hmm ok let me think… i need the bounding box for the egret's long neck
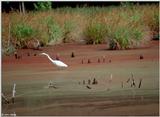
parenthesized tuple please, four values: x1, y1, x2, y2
(44, 54, 55, 63)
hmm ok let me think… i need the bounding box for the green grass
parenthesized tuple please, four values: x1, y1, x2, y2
(11, 23, 36, 48)
(63, 20, 76, 43)
(84, 20, 107, 44)
(45, 16, 63, 44)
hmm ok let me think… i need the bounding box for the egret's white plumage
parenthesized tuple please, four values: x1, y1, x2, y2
(40, 53, 68, 68)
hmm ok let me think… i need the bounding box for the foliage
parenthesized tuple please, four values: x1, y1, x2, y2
(34, 2, 52, 11)
(45, 16, 63, 44)
(84, 20, 107, 44)
(2, 4, 159, 52)
(108, 25, 144, 49)
(63, 20, 75, 43)
(11, 23, 36, 48)
(151, 11, 159, 32)
(142, 4, 159, 33)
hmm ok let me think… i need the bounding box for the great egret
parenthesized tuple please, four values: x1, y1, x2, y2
(39, 53, 68, 68)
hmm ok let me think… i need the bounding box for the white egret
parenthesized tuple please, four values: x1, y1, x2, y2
(39, 53, 68, 68)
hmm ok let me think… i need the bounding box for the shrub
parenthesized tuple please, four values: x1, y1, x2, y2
(106, 11, 144, 50)
(34, 2, 52, 11)
(84, 20, 107, 44)
(108, 25, 144, 50)
(151, 11, 159, 33)
(11, 23, 36, 48)
(142, 5, 159, 33)
(63, 20, 75, 43)
(45, 16, 63, 44)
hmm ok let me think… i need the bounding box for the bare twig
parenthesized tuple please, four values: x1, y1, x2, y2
(2, 93, 9, 104)
(86, 85, 91, 89)
(121, 81, 123, 88)
(12, 83, 16, 103)
(138, 78, 142, 88)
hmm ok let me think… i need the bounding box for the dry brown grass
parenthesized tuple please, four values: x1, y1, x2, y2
(2, 4, 159, 53)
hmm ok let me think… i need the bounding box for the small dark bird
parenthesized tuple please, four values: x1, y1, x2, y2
(140, 55, 144, 60)
(88, 59, 91, 64)
(86, 85, 91, 89)
(34, 53, 37, 56)
(109, 60, 112, 63)
(71, 52, 75, 58)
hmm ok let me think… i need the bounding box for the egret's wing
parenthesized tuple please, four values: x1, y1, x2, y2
(53, 60, 68, 67)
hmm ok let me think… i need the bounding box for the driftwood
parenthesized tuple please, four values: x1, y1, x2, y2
(88, 79, 91, 85)
(131, 74, 136, 88)
(92, 78, 98, 85)
(49, 85, 57, 89)
(12, 83, 16, 103)
(126, 78, 130, 83)
(2, 93, 9, 104)
(138, 79, 142, 88)
(2, 83, 16, 104)
(131, 79, 136, 88)
(86, 85, 91, 89)
(48, 81, 57, 89)
(121, 82, 123, 88)
(109, 74, 112, 83)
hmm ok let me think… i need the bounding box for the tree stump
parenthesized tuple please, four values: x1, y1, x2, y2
(98, 58, 100, 63)
(88, 59, 91, 64)
(140, 55, 144, 60)
(71, 52, 75, 58)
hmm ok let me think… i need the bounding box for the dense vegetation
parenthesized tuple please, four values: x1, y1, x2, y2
(2, 3, 159, 54)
